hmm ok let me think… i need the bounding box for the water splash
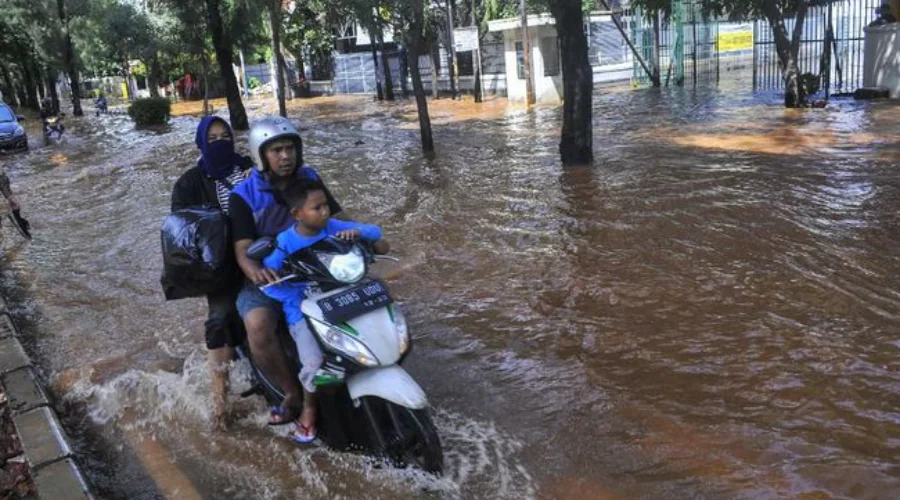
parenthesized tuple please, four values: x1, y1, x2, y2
(63, 349, 536, 498)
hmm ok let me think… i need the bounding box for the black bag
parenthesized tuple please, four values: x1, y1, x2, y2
(160, 207, 237, 300)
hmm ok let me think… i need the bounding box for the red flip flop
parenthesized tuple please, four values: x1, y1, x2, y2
(290, 422, 317, 444)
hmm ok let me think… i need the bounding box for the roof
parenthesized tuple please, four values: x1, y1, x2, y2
(488, 13, 556, 32)
(487, 11, 617, 32)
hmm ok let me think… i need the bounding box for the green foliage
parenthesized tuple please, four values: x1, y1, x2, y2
(248, 76, 261, 89)
(76, 0, 157, 75)
(127, 97, 170, 126)
(282, 0, 339, 67)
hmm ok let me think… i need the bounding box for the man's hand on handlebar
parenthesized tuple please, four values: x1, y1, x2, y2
(248, 264, 280, 285)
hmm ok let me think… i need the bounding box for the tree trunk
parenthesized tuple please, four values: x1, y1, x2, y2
(291, 48, 311, 98)
(0, 63, 18, 107)
(201, 52, 210, 115)
(18, 57, 39, 110)
(33, 63, 45, 101)
(123, 62, 134, 101)
(291, 48, 306, 81)
(429, 43, 441, 98)
(520, 0, 535, 105)
(408, 3, 435, 154)
(147, 56, 160, 98)
(399, 45, 410, 97)
(278, 47, 293, 100)
(474, 48, 483, 102)
(370, 42, 384, 100)
(378, 33, 395, 101)
(268, 0, 287, 117)
(549, 0, 593, 165)
(58, 0, 83, 116)
(472, 0, 483, 103)
(763, 0, 809, 108)
(46, 68, 60, 112)
(16, 86, 28, 109)
(444, 4, 458, 99)
(652, 13, 662, 87)
(205, 0, 249, 129)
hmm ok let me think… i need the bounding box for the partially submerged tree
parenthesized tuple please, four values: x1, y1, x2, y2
(397, 0, 434, 153)
(56, 0, 86, 115)
(544, 0, 593, 165)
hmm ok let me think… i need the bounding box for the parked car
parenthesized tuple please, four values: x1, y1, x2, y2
(0, 102, 28, 152)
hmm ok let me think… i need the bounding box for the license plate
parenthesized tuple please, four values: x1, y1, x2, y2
(317, 280, 392, 324)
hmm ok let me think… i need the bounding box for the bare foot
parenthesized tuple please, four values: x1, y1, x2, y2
(212, 398, 228, 431)
(213, 411, 228, 432)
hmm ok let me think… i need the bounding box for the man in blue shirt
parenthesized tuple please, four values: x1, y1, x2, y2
(229, 117, 344, 426)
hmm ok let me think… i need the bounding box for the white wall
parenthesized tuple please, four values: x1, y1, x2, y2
(504, 25, 563, 102)
(863, 23, 900, 98)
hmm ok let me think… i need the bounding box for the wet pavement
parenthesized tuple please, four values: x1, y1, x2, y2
(0, 81, 899, 499)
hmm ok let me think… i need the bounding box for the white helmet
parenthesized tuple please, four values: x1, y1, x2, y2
(248, 116, 303, 172)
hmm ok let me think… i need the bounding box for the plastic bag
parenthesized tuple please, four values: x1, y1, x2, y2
(160, 207, 237, 300)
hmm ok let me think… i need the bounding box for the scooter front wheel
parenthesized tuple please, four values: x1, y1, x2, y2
(365, 398, 443, 475)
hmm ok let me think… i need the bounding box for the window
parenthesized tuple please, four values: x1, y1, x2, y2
(0, 105, 13, 123)
(457, 51, 474, 76)
(541, 37, 560, 76)
(515, 42, 525, 80)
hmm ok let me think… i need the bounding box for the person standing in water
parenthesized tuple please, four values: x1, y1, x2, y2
(168, 116, 251, 429)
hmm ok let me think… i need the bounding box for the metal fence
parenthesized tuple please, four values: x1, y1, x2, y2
(753, 0, 881, 95)
(631, 0, 720, 87)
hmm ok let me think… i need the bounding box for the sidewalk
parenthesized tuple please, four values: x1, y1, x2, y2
(0, 294, 94, 499)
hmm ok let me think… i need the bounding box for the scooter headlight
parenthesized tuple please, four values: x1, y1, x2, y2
(317, 248, 366, 283)
(309, 318, 379, 366)
(13, 126, 24, 137)
(390, 305, 409, 355)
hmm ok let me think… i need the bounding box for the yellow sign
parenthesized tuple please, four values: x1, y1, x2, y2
(717, 31, 753, 52)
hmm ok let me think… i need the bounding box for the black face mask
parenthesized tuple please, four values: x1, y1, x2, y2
(201, 140, 235, 180)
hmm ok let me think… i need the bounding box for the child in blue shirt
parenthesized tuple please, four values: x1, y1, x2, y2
(261, 178, 387, 443)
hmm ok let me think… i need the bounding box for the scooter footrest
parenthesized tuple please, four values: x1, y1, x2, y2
(240, 385, 263, 398)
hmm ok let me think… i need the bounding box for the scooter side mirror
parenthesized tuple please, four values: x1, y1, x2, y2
(15, 115, 24, 121)
(246, 237, 276, 261)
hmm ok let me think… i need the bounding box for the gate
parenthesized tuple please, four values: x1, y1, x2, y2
(630, 0, 720, 87)
(333, 53, 377, 94)
(332, 51, 405, 94)
(753, 0, 881, 96)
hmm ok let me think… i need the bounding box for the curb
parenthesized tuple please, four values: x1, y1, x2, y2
(0, 294, 95, 500)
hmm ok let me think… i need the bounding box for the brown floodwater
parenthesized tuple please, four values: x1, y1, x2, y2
(1, 80, 899, 499)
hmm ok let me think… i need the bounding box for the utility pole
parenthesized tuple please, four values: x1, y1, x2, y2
(520, 0, 535, 105)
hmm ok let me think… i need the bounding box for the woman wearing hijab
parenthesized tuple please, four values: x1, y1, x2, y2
(170, 116, 251, 429)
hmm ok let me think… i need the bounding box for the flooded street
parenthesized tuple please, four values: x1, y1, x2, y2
(1, 82, 899, 499)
